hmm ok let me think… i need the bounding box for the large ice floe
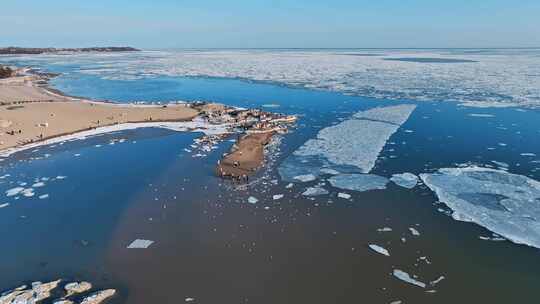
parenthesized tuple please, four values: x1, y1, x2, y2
(328, 174, 389, 192)
(420, 166, 540, 248)
(279, 105, 416, 190)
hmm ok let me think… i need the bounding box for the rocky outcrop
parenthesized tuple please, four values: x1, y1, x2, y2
(0, 280, 115, 304)
(79, 289, 116, 304)
(0, 47, 139, 55)
(0, 65, 13, 79)
(64, 282, 92, 297)
(0, 279, 61, 304)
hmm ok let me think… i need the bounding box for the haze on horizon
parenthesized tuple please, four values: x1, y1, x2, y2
(1, 0, 539, 49)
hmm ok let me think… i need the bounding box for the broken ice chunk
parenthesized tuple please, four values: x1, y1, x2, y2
(391, 173, 419, 189)
(302, 187, 329, 196)
(337, 192, 351, 199)
(6, 187, 24, 197)
(127, 239, 154, 249)
(430, 276, 445, 286)
(409, 227, 421, 236)
(247, 196, 258, 204)
(273, 194, 284, 200)
(392, 269, 426, 288)
(368, 244, 390, 256)
(293, 174, 317, 183)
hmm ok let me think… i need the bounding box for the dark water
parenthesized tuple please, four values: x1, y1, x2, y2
(0, 71, 539, 303)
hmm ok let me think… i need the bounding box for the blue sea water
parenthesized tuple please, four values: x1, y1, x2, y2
(0, 54, 539, 303)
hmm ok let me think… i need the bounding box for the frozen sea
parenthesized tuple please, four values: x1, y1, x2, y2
(0, 49, 540, 304)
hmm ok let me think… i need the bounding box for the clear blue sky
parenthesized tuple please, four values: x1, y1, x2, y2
(1, 0, 539, 48)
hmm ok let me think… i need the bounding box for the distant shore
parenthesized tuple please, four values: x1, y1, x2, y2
(0, 46, 139, 55)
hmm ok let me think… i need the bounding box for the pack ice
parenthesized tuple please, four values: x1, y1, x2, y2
(420, 166, 540, 248)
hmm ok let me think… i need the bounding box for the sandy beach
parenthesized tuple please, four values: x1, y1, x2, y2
(217, 132, 275, 179)
(0, 87, 200, 151)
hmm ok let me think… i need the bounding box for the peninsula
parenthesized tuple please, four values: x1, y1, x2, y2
(0, 66, 296, 177)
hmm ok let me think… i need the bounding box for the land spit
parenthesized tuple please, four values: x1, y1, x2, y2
(0, 67, 296, 176)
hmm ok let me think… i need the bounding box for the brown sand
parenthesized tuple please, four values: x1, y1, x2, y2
(0, 84, 199, 150)
(216, 132, 275, 178)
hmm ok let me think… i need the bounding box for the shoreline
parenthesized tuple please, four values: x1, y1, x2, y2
(0, 67, 297, 175)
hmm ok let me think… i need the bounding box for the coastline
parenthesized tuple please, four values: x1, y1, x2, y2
(0, 68, 296, 176)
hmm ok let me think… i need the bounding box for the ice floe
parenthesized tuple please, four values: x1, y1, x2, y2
(272, 194, 284, 200)
(392, 269, 426, 288)
(430, 276, 445, 286)
(0, 203, 9, 208)
(409, 227, 421, 236)
(127, 239, 154, 249)
(302, 187, 329, 196)
(293, 174, 317, 183)
(286, 105, 416, 178)
(6, 187, 24, 197)
(247, 196, 259, 204)
(328, 174, 389, 192)
(420, 166, 540, 248)
(337, 192, 351, 199)
(368, 244, 390, 256)
(391, 173, 420, 189)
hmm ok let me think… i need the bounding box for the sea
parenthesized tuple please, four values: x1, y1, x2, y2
(0, 49, 539, 304)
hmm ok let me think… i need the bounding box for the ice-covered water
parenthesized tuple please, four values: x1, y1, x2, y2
(420, 167, 540, 249)
(3, 49, 539, 108)
(328, 174, 389, 192)
(391, 173, 420, 189)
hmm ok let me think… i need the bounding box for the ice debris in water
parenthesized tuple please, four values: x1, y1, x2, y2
(127, 239, 154, 249)
(420, 166, 540, 249)
(289, 105, 416, 176)
(247, 196, 259, 204)
(430, 276, 445, 286)
(337, 192, 351, 199)
(391, 173, 419, 189)
(293, 174, 317, 183)
(368, 244, 390, 256)
(273, 194, 284, 200)
(377, 227, 393, 232)
(328, 174, 389, 192)
(409, 227, 421, 236)
(319, 168, 341, 175)
(6, 187, 24, 197)
(0, 203, 9, 208)
(302, 187, 329, 196)
(392, 269, 426, 288)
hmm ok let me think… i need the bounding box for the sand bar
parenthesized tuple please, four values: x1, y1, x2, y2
(217, 132, 275, 179)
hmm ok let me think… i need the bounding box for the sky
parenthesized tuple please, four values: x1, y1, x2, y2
(1, 0, 539, 49)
